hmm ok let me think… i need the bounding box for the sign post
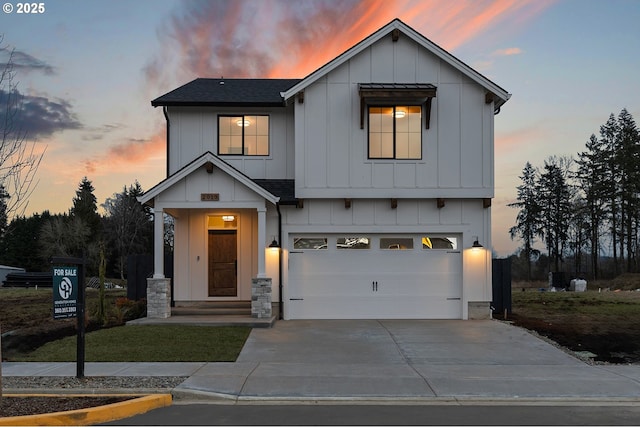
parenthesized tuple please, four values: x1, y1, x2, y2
(52, 256, 85, 378)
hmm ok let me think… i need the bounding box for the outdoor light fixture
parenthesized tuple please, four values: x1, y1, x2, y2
(471, 237, 483, 250)
(394, 110, 406, 118)
(222, 215, 235, 222)
(269, 239, 279, 248)
(236, 119, 250, 127)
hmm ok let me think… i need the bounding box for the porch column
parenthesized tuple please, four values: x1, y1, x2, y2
(257, 207, 267, 278)
(153, 206, 165, 278)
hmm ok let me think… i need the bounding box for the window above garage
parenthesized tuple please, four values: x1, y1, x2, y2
(369, 105, 422, 159)
(358, 83, 436, 131)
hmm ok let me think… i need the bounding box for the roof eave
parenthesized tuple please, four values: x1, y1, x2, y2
(151, 101, 287, 108)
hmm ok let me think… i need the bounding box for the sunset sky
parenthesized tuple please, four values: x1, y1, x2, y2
(0, 0, 638, 256)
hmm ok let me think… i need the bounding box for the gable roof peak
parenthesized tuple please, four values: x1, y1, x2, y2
(281, 18, 510, 111)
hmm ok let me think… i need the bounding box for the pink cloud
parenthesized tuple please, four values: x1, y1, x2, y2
(493, 47, 523, 56)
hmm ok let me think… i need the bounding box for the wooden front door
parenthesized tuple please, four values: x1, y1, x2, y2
(208, 230, 237, 297)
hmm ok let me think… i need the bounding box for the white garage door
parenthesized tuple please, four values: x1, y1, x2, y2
(287, 234, 462, 319)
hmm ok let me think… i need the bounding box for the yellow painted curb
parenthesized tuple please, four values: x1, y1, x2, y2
(0, 393, 172, 426)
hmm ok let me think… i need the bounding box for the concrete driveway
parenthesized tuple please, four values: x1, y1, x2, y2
(175, 320, 640, 401)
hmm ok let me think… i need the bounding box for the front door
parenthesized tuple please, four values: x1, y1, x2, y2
(208, 230, 237, 297)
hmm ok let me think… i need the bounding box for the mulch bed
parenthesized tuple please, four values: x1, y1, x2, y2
(0, 395, 134, 418)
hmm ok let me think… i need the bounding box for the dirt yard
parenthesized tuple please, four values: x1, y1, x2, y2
(510, 274, 640, 364)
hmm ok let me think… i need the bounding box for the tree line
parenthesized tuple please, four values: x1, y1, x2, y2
(509, 108, 639, 281)
(0, 177, 156, 278)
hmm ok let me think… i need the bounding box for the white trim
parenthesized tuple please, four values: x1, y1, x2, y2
(138, 151, 279, 205)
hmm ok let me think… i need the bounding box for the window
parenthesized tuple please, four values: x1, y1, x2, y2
(380, 237, 414, 250)
(369, 106, 421, 159)
(422, 236, 458, 250)
(218, 115, 269, 156)
(293, 237, 327, 250)
(337, 237, 370, 249)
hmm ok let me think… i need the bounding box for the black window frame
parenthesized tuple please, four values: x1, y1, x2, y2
(218, 114, 270, 156)
(367, 105, 422, 160)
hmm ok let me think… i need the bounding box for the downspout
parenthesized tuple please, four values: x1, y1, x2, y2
(163, 106, 170, 177)
(276, 202, 283, 320)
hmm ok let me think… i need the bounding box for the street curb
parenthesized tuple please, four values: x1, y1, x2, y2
(0, 393, 172, 426)
(170, 388, 640, 406)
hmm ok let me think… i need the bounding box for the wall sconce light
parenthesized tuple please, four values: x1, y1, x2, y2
(269, 239, 280, 250)
(394, 110, 406, 119)
(236, 119, 250, 127)
(471, 237, 483, 250)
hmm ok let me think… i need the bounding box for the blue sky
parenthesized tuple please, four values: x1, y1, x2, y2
(0, 0, 639, 256)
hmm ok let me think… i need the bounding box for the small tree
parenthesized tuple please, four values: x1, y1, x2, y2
(0, 38, 45, 223)
(102, 181, 152, 279)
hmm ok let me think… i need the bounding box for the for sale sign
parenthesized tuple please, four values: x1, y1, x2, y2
(52, 266, 78, 319)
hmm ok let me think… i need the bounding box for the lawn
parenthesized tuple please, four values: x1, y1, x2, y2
(10, 325, 251, 362)
(1, 287, 252, 362)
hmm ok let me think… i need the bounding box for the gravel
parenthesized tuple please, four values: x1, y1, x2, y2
(1, 376, 186, 418)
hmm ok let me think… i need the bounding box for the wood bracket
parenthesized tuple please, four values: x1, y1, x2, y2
(437, 198, 445, 209)
(296, 199, 304, 209)
(297, 91, 304, 104)
(391, 198, 398, 209)
(344, 198, 352, 209)
(391, 28, 400, 42)
(204, 161, 214, 174)
(483, 198, 492, 209)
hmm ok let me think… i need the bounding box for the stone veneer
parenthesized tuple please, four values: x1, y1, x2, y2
(468, 301, 492, 320)
(252, 277, 272, 318)
(147, 278, 172, 319)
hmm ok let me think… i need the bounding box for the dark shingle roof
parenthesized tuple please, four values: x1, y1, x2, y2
(253, 179, 297, 204)
(151, 78, 302, 107)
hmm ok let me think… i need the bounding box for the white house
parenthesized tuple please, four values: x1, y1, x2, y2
(140, 19, 510, 321)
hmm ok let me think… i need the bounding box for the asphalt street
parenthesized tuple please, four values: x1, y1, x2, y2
(104, 403, 640, 426)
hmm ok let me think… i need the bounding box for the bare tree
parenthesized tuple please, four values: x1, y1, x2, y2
(0, 37, 45, 223)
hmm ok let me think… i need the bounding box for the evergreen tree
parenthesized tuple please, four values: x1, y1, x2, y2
(70, 177, 101, 237)
(599, 114, 620, 274)
(508, 162, 541, 280)
(537, 157, 572, 272)
(616, 108, 640, 271)
(575, 134, 609, 278)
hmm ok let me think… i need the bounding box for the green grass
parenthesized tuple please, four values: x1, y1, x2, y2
(12, 325, 252, 362)
(513, 289, 640, 318)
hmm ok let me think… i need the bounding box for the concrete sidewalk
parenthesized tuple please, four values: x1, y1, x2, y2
(4, 320, 640, 402)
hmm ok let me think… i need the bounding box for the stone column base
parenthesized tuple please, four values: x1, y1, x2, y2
(147, 277, 172, 319)
(468, 301, 492, 320)
(252, 278, 272, 318)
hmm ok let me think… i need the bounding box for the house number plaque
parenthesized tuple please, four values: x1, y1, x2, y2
(201, 193, 220, 201)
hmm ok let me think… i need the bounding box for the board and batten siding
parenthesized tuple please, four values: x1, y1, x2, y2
(294, 33, 495, 199)
(166, 105, 295, 180)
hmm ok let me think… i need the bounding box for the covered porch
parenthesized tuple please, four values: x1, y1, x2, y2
(138, 152, 282, 323)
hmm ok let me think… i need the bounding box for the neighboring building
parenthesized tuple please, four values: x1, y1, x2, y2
(140, 18, 510, 320)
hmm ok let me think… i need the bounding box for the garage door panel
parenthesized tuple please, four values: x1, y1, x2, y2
(288, 234, 462, 319)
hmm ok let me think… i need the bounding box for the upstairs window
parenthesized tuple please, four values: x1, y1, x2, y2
(368, 106, 421, 159)
(218, 115, 269, 156)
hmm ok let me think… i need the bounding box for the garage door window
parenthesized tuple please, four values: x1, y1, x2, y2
(422, 236, 458, 250)
(293, 237, 327, 250)
(337, 237, 370, 249)
(380, 237, 413, 250)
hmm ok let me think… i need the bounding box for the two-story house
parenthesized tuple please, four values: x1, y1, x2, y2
(140, 19, 510, 321)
